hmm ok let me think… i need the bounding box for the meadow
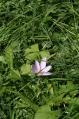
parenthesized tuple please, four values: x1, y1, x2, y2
(0, 0, 79, 119)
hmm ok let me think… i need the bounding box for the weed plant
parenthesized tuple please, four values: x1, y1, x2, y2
(0, 0, 79, 119)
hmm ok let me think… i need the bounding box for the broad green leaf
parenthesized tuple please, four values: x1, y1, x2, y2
(25, 44, 39, 54)
(69, 98, 79, 106)
(5, 46, 14, 69)
(7, 69, 21, 81)
(0, 56, 6, 64)
(25, 44, 39, 61)
(26, 52, 39, 61)
(62, 96, 71, 103)
(55, 81, 76, 97)
(21, 64, 31, 75)
(34, 105, 60, 119)
(10, 40, 20, 52)
(31, 44, 39, 52)
(40, 50, 50, 58)
(47, 93, 64, 106)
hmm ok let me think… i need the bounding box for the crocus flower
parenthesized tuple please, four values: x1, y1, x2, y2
(32, 57, 52, 76)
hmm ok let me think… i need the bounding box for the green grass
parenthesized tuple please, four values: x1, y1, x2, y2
(0, 0, 79, 119)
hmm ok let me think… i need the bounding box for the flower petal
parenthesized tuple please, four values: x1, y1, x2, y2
(42, 66, 52, 72)
(40, 57, 46, 70)
(35, 60, 40, 72)
(42, 72, 52, 76)
(31, 64, 38, 73)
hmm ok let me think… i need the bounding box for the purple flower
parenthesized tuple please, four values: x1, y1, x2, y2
(31, 57, 52, 76)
